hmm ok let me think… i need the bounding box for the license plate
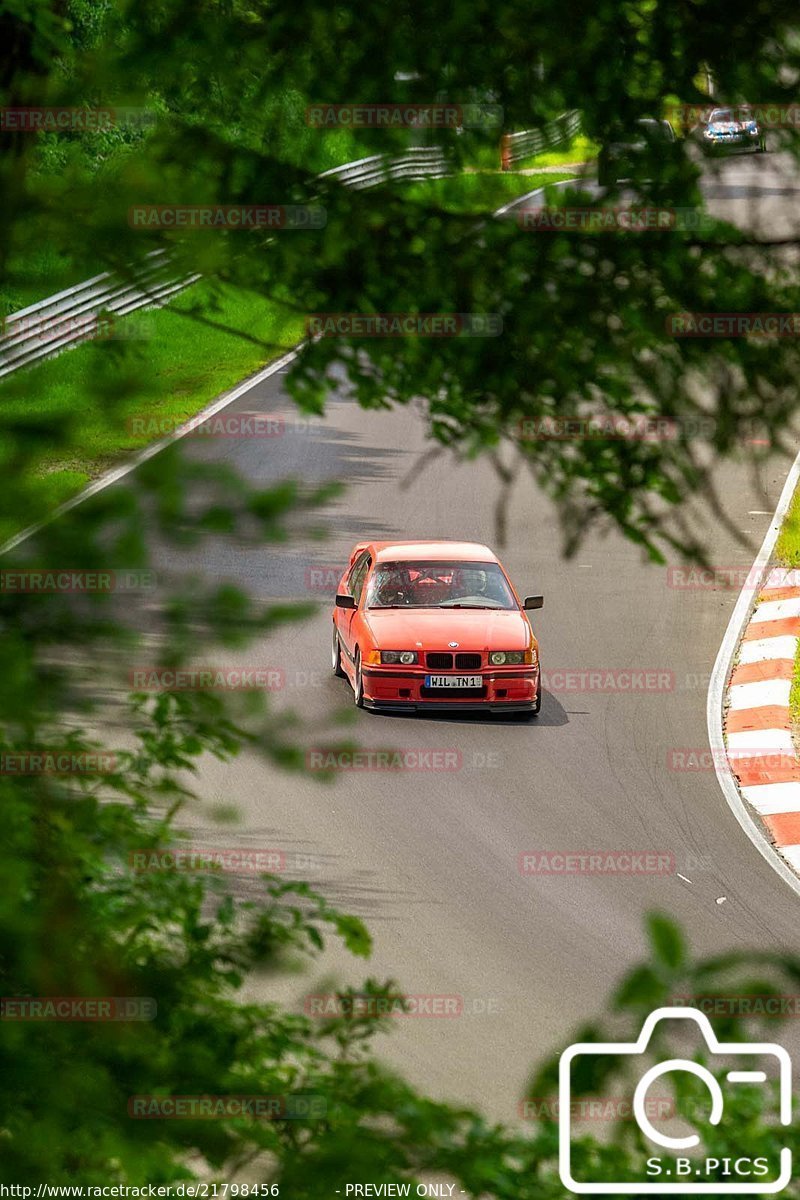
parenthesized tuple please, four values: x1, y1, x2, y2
(425, 674, 482, 688)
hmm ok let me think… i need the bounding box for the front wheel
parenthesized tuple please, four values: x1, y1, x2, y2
(332, 626, 345, 677)
(353, 648, 365, 708)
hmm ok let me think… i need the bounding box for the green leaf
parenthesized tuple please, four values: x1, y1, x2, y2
(646, 912, 687, 973)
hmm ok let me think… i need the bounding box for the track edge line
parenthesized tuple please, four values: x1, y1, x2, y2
(707, 448, 800, 900)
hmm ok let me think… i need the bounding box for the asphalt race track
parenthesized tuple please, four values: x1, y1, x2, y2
(127, 148, 800, 1124)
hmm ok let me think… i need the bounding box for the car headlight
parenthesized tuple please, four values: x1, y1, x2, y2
(380, 650, 418, 665)
(489, 650, 530, 666)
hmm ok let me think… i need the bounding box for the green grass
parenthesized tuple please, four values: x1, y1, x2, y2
(0, 280, 304, 524)
(772, 486, 800, 725)
(775, 487, 800, 568)
(394, 170, 577, 214)
(0, 243, 94, 317)
(511, 135, 598, 172)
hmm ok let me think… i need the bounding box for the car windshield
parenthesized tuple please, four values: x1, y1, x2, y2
(709, 109, 735, 123)
(365, 560, 517, 610)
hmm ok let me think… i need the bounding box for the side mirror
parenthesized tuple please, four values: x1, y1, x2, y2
(335, 593, 356, 610)
(524, 595, 544, 610)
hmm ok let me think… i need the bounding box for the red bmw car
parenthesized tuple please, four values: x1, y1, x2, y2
(331, 540, 543, 716)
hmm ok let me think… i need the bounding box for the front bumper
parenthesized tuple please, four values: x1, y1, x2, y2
(704, 132, 760, 152)
(361, 666, 540, 712)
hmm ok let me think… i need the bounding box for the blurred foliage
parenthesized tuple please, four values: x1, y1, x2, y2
(3, 0, 800, 1191)
(3, 0, 800, 553)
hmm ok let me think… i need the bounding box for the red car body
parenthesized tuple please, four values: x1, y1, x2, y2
(331, 540, 543, 716)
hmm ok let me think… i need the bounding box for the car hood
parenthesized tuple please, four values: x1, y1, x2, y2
(707, 121, 746, 133)
(363, 607, 534, 651)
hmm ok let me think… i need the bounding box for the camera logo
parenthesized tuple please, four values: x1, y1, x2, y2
(559, 1006, 791, 1194)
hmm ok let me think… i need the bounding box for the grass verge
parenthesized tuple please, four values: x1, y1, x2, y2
(773, 485, 800, 724)
(0, 243, 95, 317)
(0, 280, 304, 539)
(394, 170, 577, 214)
(511, 136, 598, 173)
(775, 487, 800, 568)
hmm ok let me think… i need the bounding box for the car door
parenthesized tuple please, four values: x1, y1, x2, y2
(339, 551, 371, 658)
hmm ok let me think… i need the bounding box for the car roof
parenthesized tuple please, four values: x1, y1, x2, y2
(372, 540, 499, 563)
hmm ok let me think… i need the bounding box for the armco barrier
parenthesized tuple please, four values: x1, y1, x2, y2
(500, 111, 582, 170)
(0, 250, 200, 379)
(317, 146, 451, 190)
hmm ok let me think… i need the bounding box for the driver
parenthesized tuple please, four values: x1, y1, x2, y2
(453, 568, 488, 600)
(373, 566, 409, 606)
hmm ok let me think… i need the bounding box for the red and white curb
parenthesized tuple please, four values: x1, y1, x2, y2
(726, 568, 800, 871)
(709, 450, 800, 897)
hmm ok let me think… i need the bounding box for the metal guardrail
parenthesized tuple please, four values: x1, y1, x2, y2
(0, 251, 200, 379)
(500, 110, 582, 169)
(317, 146, 451, 190)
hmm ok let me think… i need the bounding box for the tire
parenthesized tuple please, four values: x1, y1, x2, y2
(524, 675, 542, 720)
(332, 626, 345, 677)
(353, 648, 365, 708)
